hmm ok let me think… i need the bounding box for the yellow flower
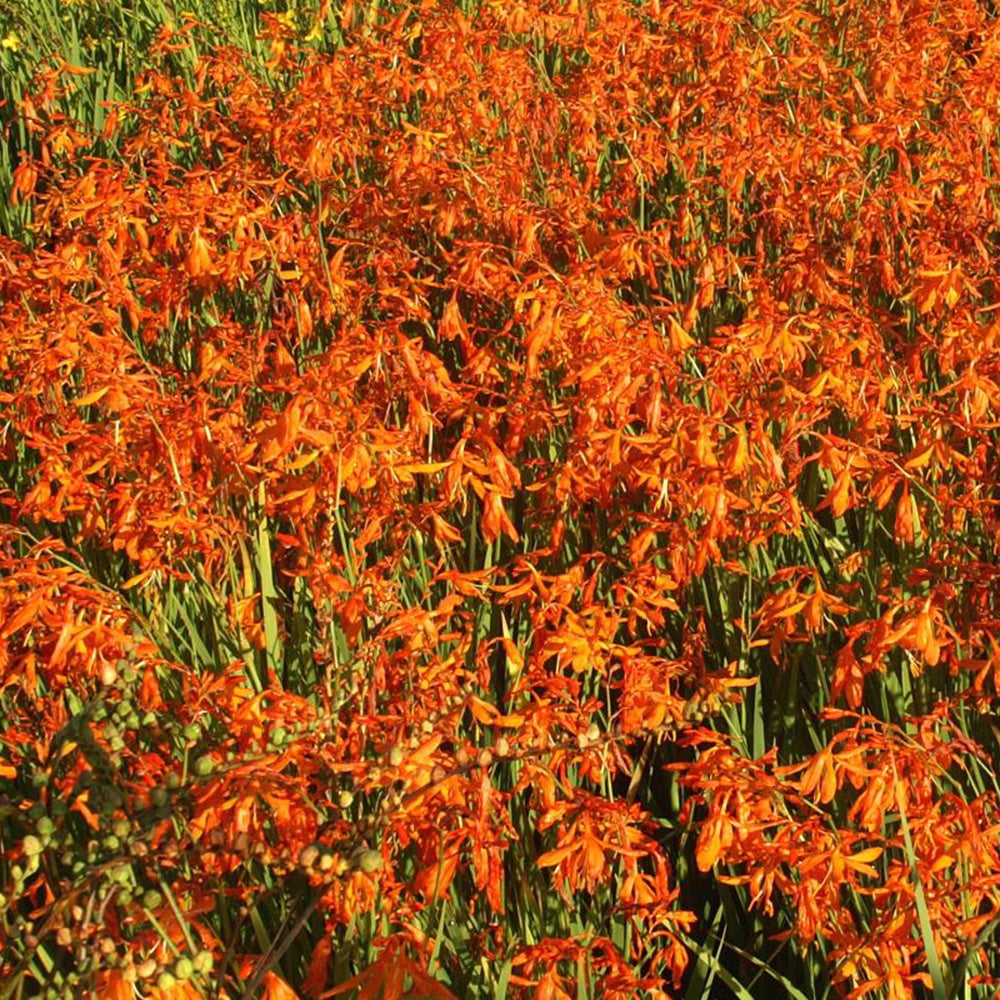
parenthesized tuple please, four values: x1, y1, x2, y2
(1, 33, 20, 52)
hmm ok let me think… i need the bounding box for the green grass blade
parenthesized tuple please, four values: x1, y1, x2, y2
(892, 755, 948, 1000)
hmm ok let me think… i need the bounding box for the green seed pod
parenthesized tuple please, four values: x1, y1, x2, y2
(150, 788, 169, 808)
(112, 819, 130, 839)
(22, 835, 43, 857)
(142, 889, 163, 910)
(193, 756, 213, 777)
(103, 834, 121, 852)
(356, 849, 383, 873)
(35, 816, 55, 838)
(174, 957, 194, 980)
(338, 790, 354, 809)
(156, 972, 176, 991)
(193, 950, 213, 975)
(182, 723, 201, 743)
(271, 726, 287, 746)
(110, 864, 131, 885)
(165, 772, 181, 790)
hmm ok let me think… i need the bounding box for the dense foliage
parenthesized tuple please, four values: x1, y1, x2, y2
(3, 1, 1000, 997)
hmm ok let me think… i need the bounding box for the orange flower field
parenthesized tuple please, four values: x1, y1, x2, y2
(3, 0, 1000, 997)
